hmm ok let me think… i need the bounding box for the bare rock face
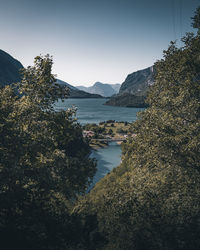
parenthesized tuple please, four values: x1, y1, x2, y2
(119, 66, 154, 96)
(105, 66, 154, 107)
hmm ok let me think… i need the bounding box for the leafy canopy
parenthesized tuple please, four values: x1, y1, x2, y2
(0, 55, 96, 249)
(74, 7, 200, 250)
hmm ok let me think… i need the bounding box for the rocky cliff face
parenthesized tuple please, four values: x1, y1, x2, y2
(119, 66, 154, 96)
(105, 66, 154, 107)
(0, 49, 24, 86)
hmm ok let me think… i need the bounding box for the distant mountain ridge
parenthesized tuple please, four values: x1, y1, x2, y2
(77, 82, 121, 97)
(0, 49, 153, 103)
(56, 79, 102, 98)
(105, 66, 154, 107)
(0, 49, 24, 86)
(56, 79, 77, 90)
(0, 49, 102, 98)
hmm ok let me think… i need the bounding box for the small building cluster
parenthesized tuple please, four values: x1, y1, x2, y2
(83, 130, 95, 138)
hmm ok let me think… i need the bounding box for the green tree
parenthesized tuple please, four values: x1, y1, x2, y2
(74, 7, 200, 250)
(0, 55, 96, 249)
(108, 128, 113, 135)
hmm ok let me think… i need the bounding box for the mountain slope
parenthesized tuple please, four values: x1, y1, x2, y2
(56, 79, 77, 90)
(77, 82, 121, 97)
(105, 93, 148, 107)
(56, 79, 102, 98)
(0, 50, 102, 98)
(110, 83, 121, 93)
(105, 66, 154, 107)
(119, 66, 154, 96)
(0, 49, 24, 86)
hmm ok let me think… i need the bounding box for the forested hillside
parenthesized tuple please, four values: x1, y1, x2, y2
(74, 7, 200, 249)
(0, 7, 200, 250)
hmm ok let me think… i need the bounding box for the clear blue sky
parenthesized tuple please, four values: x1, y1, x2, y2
(0, 0, 199, 86)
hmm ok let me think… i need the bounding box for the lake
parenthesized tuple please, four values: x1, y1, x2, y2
(55, 98, 142, 187)
(55, 98, 143, 124)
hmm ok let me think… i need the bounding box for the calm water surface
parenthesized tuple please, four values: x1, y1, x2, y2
(55, 98, 143, 187)
(55, 98, 143, 124)
(89, 142, 121, 190)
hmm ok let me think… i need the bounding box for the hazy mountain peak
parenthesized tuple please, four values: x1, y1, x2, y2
(0, 50, 101, 99)
(77, 82, 121, 97)
(56, 79, 102, 98)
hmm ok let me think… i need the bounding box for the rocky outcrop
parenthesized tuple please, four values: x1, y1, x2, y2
(105, 66, 154, 107)
(119, 66, 154, 96)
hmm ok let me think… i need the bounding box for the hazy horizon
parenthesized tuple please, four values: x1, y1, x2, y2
(1, 0, 199, 86)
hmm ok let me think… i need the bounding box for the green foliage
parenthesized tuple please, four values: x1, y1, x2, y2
(74, 7, 200, 250)
(84, 123, 105, 134)
(0, 55, 96, 249)
(18, 55, 68, 110)
(108, 128, 113, 135)
(116, 128, 127, 134)
(192, 6, 200, 33)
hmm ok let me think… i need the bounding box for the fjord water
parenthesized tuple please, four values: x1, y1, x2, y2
(55, 98, 143, 124)
(88, 141, 122, 190)
(55, 98, 143, 186)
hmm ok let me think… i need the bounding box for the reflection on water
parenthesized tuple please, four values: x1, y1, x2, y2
(88, 142, 121, 190)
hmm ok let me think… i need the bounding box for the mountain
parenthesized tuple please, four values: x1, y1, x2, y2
(110, 83, 121, 93)
(105, 93, 148, 108)
(0, 49, 102, 98)
(77, 82, 121, 97)
(56, 79, 77, 90)
(118, 66, 154, 96)
(76, 85, 88, 92)
(0, 49, 24, 86)
(105, 66, 154, 107)
(56, 79, 102, 98)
